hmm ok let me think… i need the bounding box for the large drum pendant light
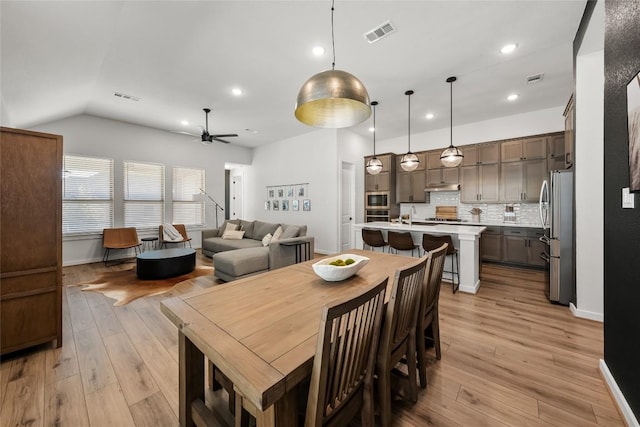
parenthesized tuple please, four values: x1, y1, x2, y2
(294, 1, 371, 128)
(366, 101, 382, 175)
(440, 76, 464, 167)
(400, 90, 419, 172)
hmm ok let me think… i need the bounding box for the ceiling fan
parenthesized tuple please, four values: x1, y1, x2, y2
(180, 108, 238, 144)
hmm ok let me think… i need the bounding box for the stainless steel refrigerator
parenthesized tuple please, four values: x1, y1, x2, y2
(539, 170, 574, 305)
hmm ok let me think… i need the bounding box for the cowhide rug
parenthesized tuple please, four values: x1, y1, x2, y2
(79, 265, 215, 306)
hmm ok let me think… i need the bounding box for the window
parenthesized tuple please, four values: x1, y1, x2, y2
(124, 161, 164, 228)
(173, 167, 205, 225)
(62, 155, 114, 234)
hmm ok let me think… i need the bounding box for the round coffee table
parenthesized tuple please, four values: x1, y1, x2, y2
(136, 248, 196, 280)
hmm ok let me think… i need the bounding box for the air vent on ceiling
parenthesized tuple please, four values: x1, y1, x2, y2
(526, 73, 544, 84)
(114, 92, 140, 101)
(364, 20, 397, 44)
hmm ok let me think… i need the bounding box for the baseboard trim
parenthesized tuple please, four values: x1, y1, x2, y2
(570, 302, 604, 322)
(599, 359, 639, 427)
(458, 279, 480, 294)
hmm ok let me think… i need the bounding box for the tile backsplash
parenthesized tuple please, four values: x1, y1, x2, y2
(399, 192, 541, 227)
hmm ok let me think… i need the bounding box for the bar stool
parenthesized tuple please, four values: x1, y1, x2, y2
(362, 228, 388, 252)
(422, 234, 459, 293)
(388, 230, 419, 257)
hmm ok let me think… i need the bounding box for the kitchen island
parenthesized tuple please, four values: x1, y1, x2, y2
(353, 222, 486, 293)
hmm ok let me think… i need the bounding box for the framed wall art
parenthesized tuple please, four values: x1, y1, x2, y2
(292, 200, 299, 211)
(303, 199, 311, 211)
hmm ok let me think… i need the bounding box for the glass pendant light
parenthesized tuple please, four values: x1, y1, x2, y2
(440, 76, 464, 167)
(365, 101, 383, 175)
(400, 90, 419, 172)
(294, 0, 371, 128)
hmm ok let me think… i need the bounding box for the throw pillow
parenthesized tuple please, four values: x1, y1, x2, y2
(222, 230, 245, 240)
(163, 223, 183, 241)
(281, 226, 300, 239)
(217, 220, 240, 237)
(262, 233, 273, 246)
(272, 226, 284, 241)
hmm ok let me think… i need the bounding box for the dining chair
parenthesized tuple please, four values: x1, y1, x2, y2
(159, 223, 192, 248)
(304, 276, 388, 427)
(362, 228, 388, 252)
(375, 255, 429, 427)
(388, 230, 419, 257)
(416, 243, 448, 389)
(422, 233, 459, 293)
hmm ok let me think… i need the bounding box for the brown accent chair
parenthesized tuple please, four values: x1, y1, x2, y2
(362, 228, 388, 252)
(388, 230, 419, 256)
(102, 227, 141, 266)
(159, 224, 192, 248)
(375, 255, 428, 427)
(422, 234, 459, 293)
(416, 243, 448, 388)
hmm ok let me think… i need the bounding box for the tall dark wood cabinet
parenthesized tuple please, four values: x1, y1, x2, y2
(1, 127, 63, 355)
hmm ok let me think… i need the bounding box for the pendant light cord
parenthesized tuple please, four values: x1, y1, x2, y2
(373, 103, 376, 154)
(407, 91, 412, 152)
(450, 79, 453, 148)
(331, 0, 336, 70)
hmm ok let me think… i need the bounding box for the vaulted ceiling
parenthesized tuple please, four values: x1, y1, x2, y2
(1, 1, 586, 148)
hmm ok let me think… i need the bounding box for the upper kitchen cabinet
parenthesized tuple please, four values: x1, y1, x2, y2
(426, 150, 444, 170)
(426, 167, 459, 187)
(460, 163, 499, 203)
(396, 152, 427, 203)
(365, 153, 394, 191)
(461, 142, 500, 166)
(547, 132, 566, 171)
(564, 95, 574, 169)
(501, 136, 547, 162)
(500, 159, 547, 202)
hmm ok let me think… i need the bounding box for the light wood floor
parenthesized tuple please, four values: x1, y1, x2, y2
(1, 252, 624, 426)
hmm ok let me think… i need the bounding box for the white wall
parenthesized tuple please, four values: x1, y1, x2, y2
(377, 106, 565, 154)
(574, 0, 604, 321)
(244, 129, 340, 254)
(32, 114, 252, 265)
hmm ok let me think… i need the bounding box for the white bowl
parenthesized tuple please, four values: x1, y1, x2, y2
(312, 254, 370, 282)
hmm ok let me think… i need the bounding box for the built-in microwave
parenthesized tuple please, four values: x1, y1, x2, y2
(365, 191, 390, 209)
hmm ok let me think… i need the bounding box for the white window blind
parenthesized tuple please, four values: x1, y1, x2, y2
(173, 167, 205, 225)
(124, 161, 164, 228)
(62, 155, 114, 234)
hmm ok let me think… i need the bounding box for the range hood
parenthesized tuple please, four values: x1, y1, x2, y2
(424, 184, 461, 192)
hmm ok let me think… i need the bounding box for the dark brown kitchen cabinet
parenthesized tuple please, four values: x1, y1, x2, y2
(500, 159, 547, 202)
(548, 133, 566, 171)
(364, 153, 394, 191)
(481, 227, 502, 262)
(1, 127, 63, 355)
(461, 142, 500, 166)
(460, 164, 499, 203)
(564, 94, 574, 168)
(426, 167, 459, 186)
(502, 228, 546, 267)
(397, 169, 427, 203)
(426, 150, 444, 170)
(501, 136, 547, 162)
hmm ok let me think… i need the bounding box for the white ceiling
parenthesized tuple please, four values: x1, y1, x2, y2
(1, 1, 586, 148)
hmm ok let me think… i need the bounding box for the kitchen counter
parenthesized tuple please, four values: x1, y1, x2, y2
(412, 220, 542, 229)
(353, 222, 485, 294)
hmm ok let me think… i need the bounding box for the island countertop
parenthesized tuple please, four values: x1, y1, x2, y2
(353, 221, 487, 236)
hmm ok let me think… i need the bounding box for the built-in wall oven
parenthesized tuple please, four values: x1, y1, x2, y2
(365, 209, 390, 223)
(365, 191, 390, 209)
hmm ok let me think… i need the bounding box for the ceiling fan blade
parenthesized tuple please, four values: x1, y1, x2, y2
(212, 137, 232, 144)
(171, 130, 201, 137)
(210, 134, 238, 138)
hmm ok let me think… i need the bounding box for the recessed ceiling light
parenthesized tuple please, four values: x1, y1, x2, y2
(180, 120, 189, 126)
(425, 113, 434, 120)
(312, 46, 325, 56)
(369, 127, 375, 132)
(507, 93, 519, 101)
(501, 43, 518, 54)
(232, 88, 243, 96)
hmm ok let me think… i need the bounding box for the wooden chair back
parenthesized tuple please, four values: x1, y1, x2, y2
(305, 277, 388, 427)
(102, 227, 139, 249)
(376, 255, 429, 427)
(159, 223, 192, 247)
(416, 242, 448, 388)
(422, 233, 455, 255)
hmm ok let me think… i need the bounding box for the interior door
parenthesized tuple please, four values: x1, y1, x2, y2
(340, 162, 355, 251)
(231, 174, 243, 219)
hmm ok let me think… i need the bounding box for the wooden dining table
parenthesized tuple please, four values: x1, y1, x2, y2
(161, 249, 419, 426)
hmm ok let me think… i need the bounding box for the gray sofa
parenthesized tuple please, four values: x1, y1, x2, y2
(201, 219, 315, 281)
